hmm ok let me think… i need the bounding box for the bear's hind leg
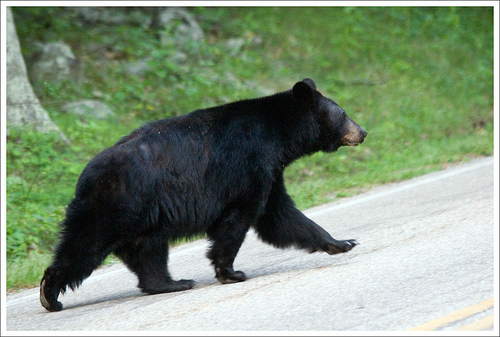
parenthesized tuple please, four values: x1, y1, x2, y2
(114, 231, 194, 294)
(207, 209, 249, 284)
(40, 231, 110, 312)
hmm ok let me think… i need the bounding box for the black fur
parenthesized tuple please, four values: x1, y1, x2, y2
(40, 78, 367, 311)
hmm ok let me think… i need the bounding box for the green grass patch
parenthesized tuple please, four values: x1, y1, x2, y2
(7, 254, 53, 291)
(7, 6, 493, 291)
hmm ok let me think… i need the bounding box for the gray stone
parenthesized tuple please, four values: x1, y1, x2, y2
(123, 60, 152, 76)
(73, 7, 152, 28)
(29, 42, 83, 90)
(169, 51, 188, 64)
(158, 8, 204, 45)
(225, 35, 263, 56)
(62, 100, 114, 119)
(226, 38, 246, 55)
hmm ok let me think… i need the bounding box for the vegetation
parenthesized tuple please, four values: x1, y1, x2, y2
(7, 7, 494, 290)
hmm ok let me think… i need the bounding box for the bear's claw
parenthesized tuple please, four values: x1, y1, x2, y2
(325, 239, 359, 255)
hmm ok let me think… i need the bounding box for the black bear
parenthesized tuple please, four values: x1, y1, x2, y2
(40, 78, 367, 311)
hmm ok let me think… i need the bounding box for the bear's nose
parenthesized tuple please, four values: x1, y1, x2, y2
(357, 128, 367, 144)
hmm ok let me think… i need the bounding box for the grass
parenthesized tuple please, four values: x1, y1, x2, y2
(6, 6, 494, 291)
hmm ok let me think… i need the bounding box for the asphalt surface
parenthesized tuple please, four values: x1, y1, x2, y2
(4, 156, 496, 332)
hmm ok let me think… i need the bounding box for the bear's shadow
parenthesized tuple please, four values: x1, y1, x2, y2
(61, 254, 348, 311)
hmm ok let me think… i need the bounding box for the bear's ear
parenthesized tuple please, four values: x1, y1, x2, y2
(301, 78, 316, 90)
(292, 79, 316, 104)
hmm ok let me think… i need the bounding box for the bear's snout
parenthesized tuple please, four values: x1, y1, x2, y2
(342, 122, 367, 146)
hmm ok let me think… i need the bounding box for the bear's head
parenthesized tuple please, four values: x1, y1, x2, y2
(292, 78, 367, 153)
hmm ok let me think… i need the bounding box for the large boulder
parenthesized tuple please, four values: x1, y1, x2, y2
(28, 42, 83, 92)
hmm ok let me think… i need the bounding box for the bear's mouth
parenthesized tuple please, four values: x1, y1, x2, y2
(341, 139, 363, 146)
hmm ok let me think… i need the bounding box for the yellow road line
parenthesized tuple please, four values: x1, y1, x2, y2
(408, 298, 494, 331)
(455, 315, 494, 331)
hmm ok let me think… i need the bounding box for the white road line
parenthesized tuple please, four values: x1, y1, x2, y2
(6, 157, 494, 308)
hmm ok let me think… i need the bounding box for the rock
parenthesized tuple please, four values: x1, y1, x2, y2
(169, 51, 188, 64)
(251, 35, 263, 47)
(72, 7, 152, 28)
(123, 60, 152, 76)
(225, 34, 263, 56)
(28, 42, 83, 91)
(158, 8, 204, 45)
(122, 51, 188, 77)
(61, 100, 114, 119)
(226, 38, 246, 55)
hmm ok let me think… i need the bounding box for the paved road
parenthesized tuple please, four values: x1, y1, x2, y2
(5, 157, 496, 332)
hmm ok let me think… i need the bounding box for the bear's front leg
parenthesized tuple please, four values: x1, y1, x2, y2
(254, 176, 359, 254)
(207, 209, 250, 284)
